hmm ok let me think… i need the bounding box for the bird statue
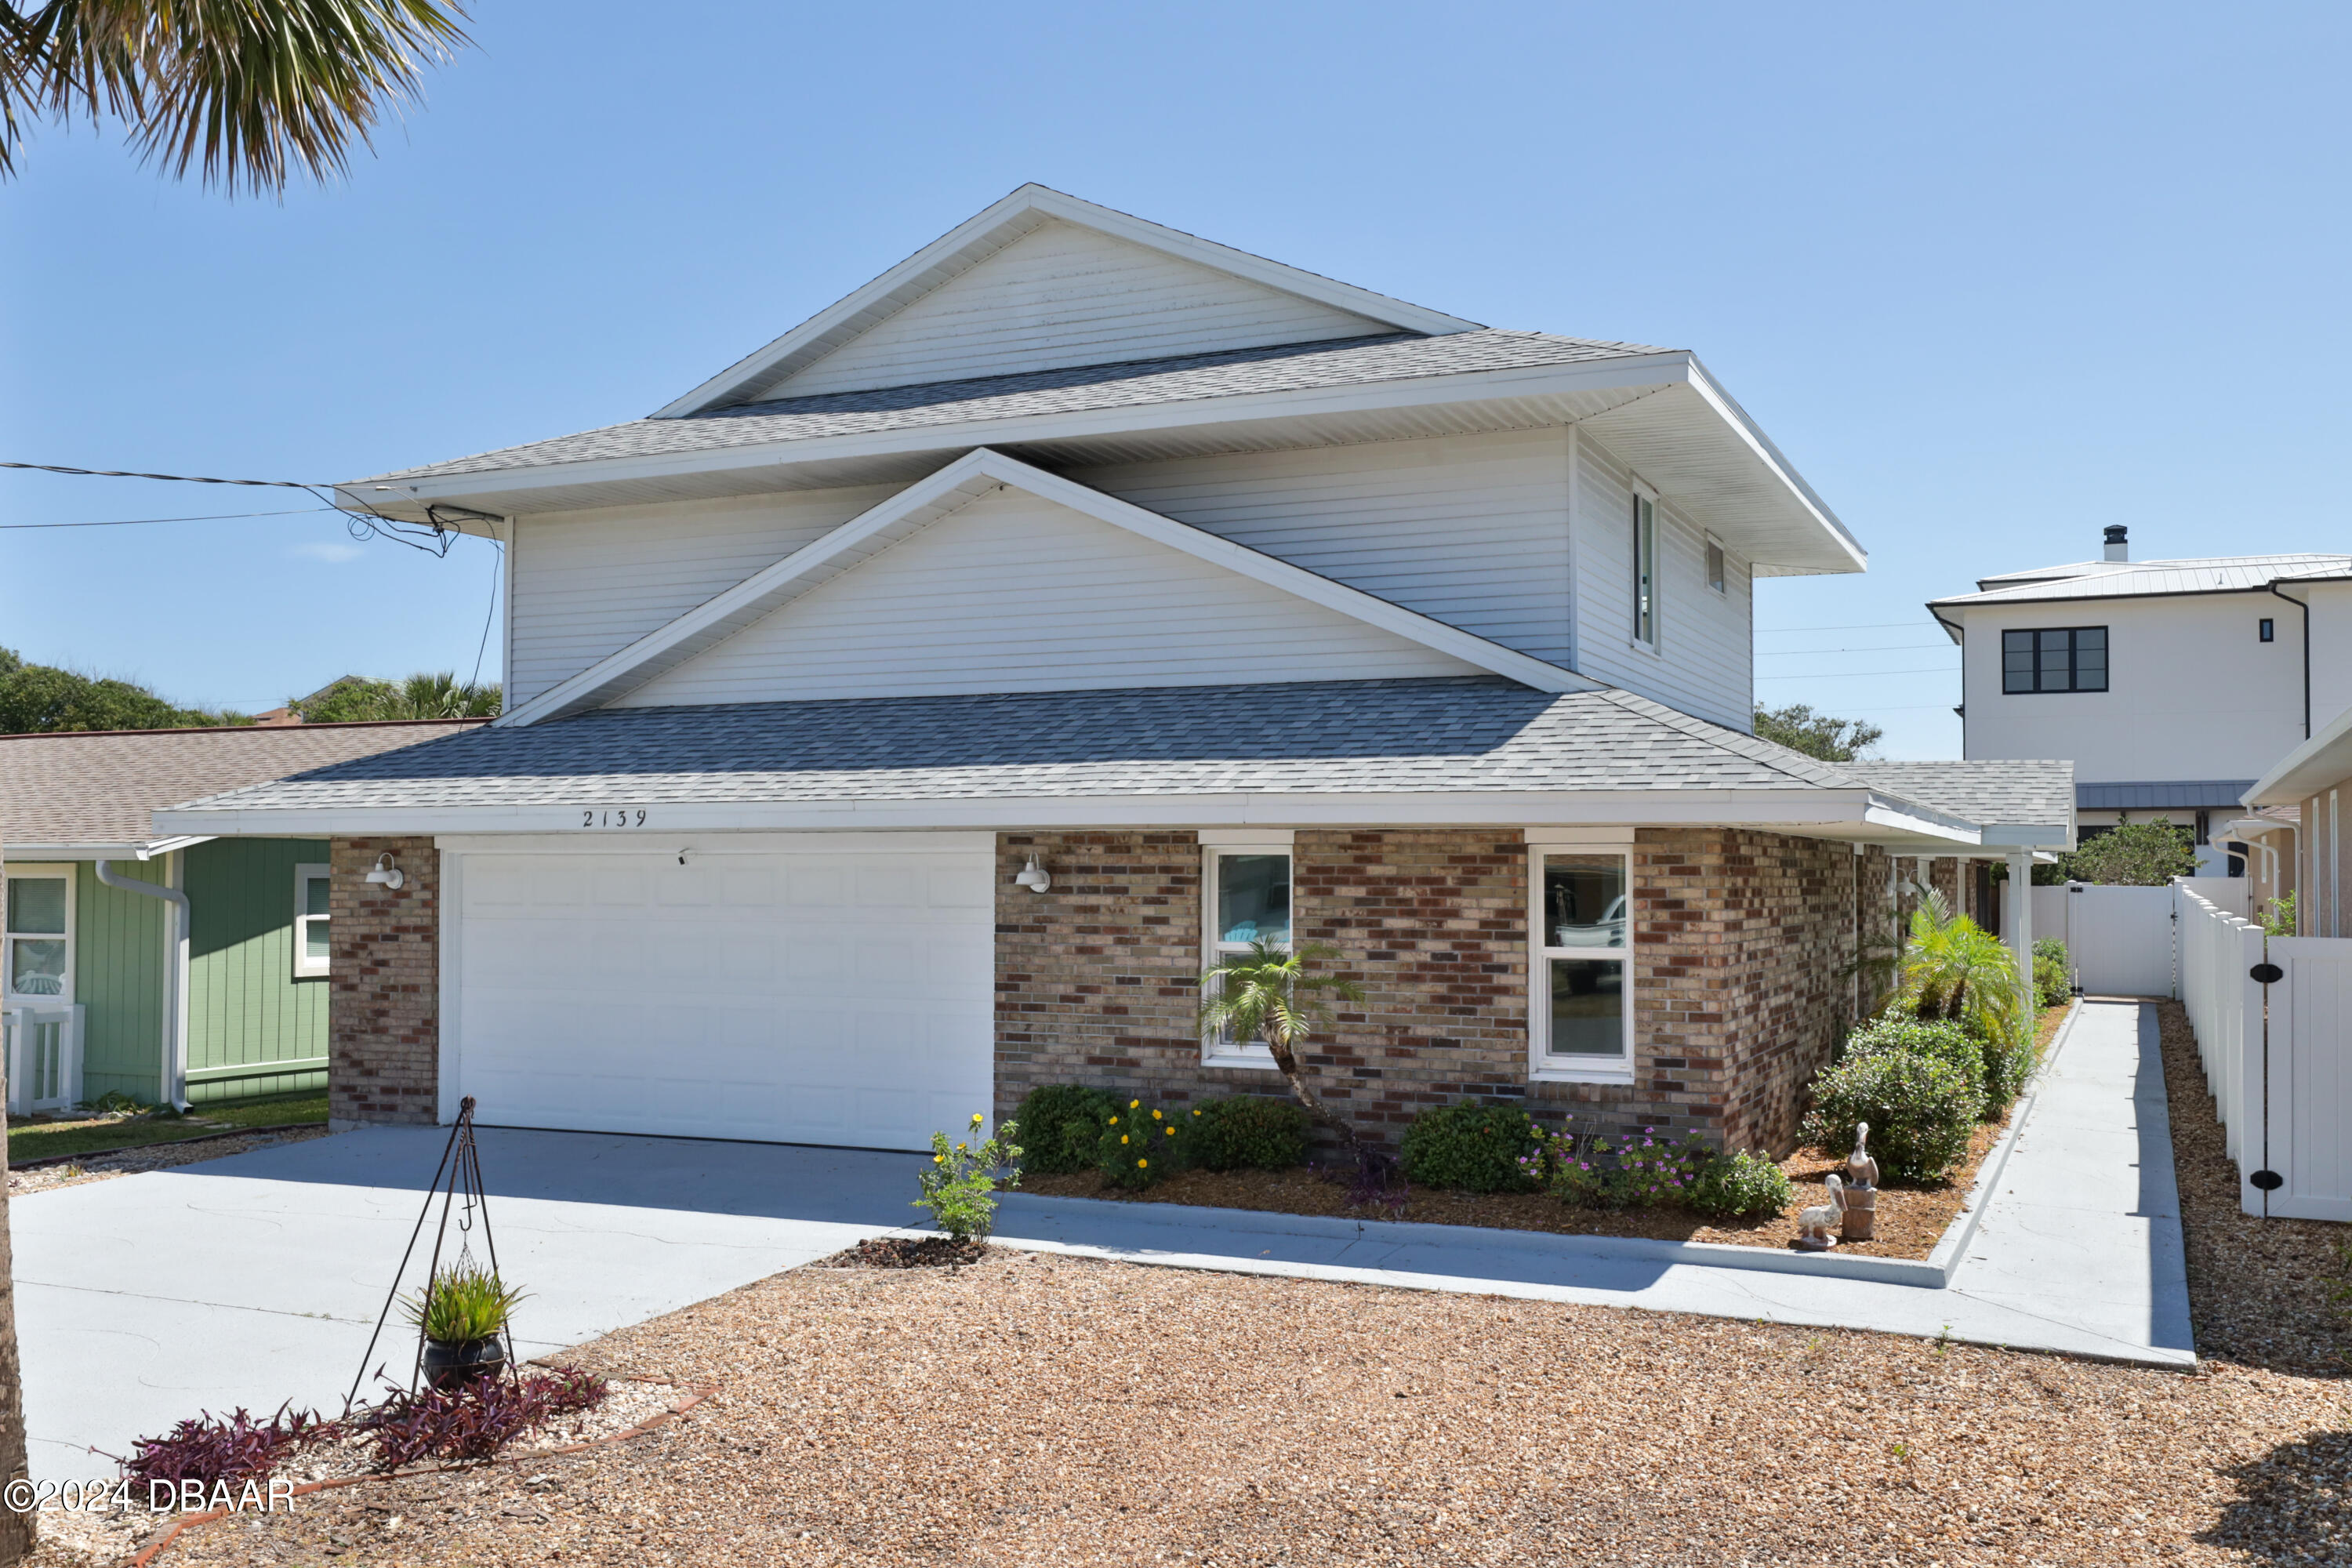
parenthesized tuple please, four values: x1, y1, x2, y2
(1846, 1122, 1879, 1190)
(1794, 1173, 1845, 1251)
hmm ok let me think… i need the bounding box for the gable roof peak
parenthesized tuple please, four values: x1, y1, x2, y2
(650, 185, 1482, 419)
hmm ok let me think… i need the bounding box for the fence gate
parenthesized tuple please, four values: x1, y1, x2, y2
(2048, 884, 2178, 996)
(2266, 936, 2352, 1221)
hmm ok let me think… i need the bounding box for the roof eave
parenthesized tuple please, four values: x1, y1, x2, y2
(2245, 702, 2352, 805)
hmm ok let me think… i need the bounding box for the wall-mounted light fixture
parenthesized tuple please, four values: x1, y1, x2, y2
(1013, 855, 1051, 894)
(363, 852, 405, 891)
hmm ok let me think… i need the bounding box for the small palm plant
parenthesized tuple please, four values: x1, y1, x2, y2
(1198, 939, 1367, 1151)
(401, 1260, 524, 1345)
(1894, 888, 2027, 1046)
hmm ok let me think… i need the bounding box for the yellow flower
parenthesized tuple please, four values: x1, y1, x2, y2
(1152, 1110, 1163, 1120)
(1129, 1099, 1140, 1109)
(1137, 1159, 1148, 1169)
(1108, 1116, 1119, 1126)
(971, 1112, 984, 1125)
(1165, 1127, 1175, 1136)
(1120, 1134, 1130, 1145)
(933, 1154, 945, 1164)
(1192, 1109, 1203, 1116)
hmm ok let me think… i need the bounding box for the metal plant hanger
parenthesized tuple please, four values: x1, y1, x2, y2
(348, 1096, 517, 1405)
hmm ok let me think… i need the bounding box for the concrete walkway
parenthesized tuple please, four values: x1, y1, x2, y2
(993, 1000, 2194, 1367)
(13, 1000, 2190, 1483)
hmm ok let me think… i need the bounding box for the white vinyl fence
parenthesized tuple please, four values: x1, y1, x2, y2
(2031, 883, 2179, 996)
(1, 1004, 84, 1117)
(2177, 887, 2352, 1220)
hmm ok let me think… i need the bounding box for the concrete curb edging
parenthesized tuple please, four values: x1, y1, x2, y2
(996, 1000, 2091, 1294)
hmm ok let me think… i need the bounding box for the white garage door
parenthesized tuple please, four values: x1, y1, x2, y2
(445, 835, 995, 1151)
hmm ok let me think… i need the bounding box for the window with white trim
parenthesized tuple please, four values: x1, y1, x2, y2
(5, 866, 73, 1004)
(293, 863, 332, 978)
(1200, 838, 1292, 1066)
(1632, 492, 1659, 647)
(1704, 539, 1726, 595)
(1529, 847, 1632, 1077)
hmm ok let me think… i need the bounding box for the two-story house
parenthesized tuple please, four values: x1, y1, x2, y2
(1931, 530, 2352, 866)
(158, 187, 2069, 1158)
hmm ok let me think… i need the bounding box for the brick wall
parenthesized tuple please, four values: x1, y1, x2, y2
(993, 826, 1864, 1159)
(328, 837, 440, 1127)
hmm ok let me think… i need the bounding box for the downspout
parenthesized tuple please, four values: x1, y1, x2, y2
(2267, 580, 2311, 739)
(97, 856, 190, 1109)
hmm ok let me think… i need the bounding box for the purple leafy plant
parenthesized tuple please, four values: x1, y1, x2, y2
(117, 1404, 339, 1490)
(347, 1367, 609, 1471)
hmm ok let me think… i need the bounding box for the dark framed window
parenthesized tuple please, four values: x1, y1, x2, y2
(1632, 494, 1657, 646)
(2259, 618, 2275, 643)
(2002, 626, 2107, 694)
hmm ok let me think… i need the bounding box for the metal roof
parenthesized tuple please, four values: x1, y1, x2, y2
(2075, 779, 2258, 811)
(1937, 554, 2352, 607)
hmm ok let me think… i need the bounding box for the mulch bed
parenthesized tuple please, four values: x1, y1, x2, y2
(1018, 1003, 2075, 1261)
(2157, 997, 2350, 1377)
(814, 1236, 990, 1270)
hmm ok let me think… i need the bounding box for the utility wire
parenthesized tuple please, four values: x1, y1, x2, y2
(1755, 642, 1955, 656)
(0, 460, 323, 487)
(1755, 620, 1937, 633)
(470, 539, 503, 691)
(1755, 666, 1957, 680)
(3, 458, 465, 557)
(0, 506, 334, 529)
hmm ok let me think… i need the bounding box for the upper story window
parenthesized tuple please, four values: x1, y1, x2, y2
(2002, 626, 2107, 694)
(5, 867, 72, 1004)
(1704, 540, 1726, 595)
(1200, 838, 1292, 1067)
(293, 863, 332, 978)
(1632, 493, 1659, 647)
(2260, 618, 2275, 643)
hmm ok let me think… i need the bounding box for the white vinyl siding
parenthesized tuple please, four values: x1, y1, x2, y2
(1071, 428, 1577, 667)
(506, 485, 901, 708)
(612, 487, 1481, 708)
(1571, 431, 1753, 730)
(755, 220, 1388, 401)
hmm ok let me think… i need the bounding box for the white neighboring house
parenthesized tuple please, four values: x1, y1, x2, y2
(156, 185, 2070, 1158)
(1932, 526, 2352, 869)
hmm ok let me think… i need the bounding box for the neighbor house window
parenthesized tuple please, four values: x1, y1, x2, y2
(1705, 539, 1726, 595)
(4, 867, 73, 1004)
(1200, 837, 1292, 1066)
(1528, 846, 1632, 1079)
(2001, 626, 2107, 693)
(293, 863, 332, 978)
(1632, 493, 1659, 646)
(2259, 618, 2275, 643)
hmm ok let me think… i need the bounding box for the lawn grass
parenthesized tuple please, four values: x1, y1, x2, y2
(7, 1090, 327, 1165)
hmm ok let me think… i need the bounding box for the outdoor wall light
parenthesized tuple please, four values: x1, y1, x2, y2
(363, 852, 406, 891)
(1014, 855, 1051, 894)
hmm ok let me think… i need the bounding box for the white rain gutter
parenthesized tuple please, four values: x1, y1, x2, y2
(96, 857, 191, 1109)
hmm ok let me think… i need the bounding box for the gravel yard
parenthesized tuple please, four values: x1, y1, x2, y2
(47, 1000, 2352, 1568)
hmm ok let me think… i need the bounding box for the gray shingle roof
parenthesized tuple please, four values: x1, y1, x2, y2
(0, 720, 489, 849)
(1839, 760, 2073, 827)
(165, 678, 1923, 816)
(363, 330, 1672, 485)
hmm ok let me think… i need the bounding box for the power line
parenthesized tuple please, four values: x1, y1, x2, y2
(470, 539, 503, 691)
(4, 457, 465, 557)
(1755, 666, 1957, 680)
(1754, 620, 1938, 633)
(1755, 642, 1955, 656)
(0, 506, 333, 529)
(0, 459, 323, 488)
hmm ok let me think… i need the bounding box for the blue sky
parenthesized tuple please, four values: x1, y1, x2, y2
(4, 2, 2345, 752)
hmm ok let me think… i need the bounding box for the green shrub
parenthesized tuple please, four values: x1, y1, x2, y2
(1845, 1014, 1989, 1118)
(1191, 1095, 1310, 1171)
(402, 1261, 526, 1344)
(2032, 938, 2071, 1008)
(1095, 1096, 1192, 1189)
(1012, 1084, 1119, 1174)
(1801, 1051, 1976, 1182)
(914, 1114, 1023, 1243)
(1976, 1018, 2038, 1112)
(1690, 1149, 1794, 1219)
(1399, 1102, 1541, 1192)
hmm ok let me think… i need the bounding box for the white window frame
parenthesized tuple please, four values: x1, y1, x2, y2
(1527, 836, 1635, 1083)
(1200, 830, 1295, 1069)
(1631, 482, 1661, 652)
(292, 862, 332, 978)
(4, 863, 75, 1007)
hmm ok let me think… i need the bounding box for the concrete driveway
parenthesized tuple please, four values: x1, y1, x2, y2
(15, 1127, 930, 1483)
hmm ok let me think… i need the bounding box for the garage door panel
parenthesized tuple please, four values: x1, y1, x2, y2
(455, 843, 993, 1151)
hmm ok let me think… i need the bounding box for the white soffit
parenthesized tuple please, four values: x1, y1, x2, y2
(652, 185, 1479, 419)
(499, 448, 1598, 726)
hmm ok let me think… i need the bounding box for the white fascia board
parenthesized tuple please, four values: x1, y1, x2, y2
(497, 446, 1595, 727)
(0, 837, 215, 860)
(353, 352, 1700, 514)
(650, 185, 1480, 419)
(1679, 357, 1865, 574)
(2245, 700, 2352, 804)
(157, 787, 1961, 840)
(1974, 823, 2075, 849)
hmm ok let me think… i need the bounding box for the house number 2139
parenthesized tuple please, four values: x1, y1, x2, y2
(582, 809, 648, 828)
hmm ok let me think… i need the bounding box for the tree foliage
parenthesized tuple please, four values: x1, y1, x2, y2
(296, 671, 498, 721)
(0, 646, 247, 732)
(1752, 702, 1884, 762)
(0, 0, 470, 191)
(1893, 887, 2028, 1050)
(2060, 819, 2199, 887)
(1197, 939, 1367, 1150)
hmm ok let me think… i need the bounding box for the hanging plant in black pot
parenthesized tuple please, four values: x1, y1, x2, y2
(403, 1259, 527, 1390)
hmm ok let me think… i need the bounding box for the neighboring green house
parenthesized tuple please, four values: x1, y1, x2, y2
(0, 719, 485, 1110)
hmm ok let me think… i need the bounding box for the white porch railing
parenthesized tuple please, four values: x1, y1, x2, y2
(2177, 886, 2352, 1220)
(2, 1004, 85, 1116)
